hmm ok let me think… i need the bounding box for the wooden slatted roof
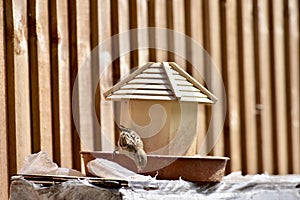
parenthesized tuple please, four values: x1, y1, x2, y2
(104, 62, 217, 104)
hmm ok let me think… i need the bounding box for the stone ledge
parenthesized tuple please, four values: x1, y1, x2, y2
(10, 179, 121, 200)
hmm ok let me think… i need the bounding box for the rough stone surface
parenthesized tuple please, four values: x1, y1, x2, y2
(10, 179, 121, 200)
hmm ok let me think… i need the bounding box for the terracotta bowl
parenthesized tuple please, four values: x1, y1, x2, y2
(81, 151, 229, 182)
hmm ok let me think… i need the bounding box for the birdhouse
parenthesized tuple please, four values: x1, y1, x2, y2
(104, 62, 217, 156)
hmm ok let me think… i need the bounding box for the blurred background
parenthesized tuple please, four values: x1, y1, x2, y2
(0, 0, 299, 198)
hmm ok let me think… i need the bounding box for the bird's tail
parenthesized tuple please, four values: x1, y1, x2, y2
(136, 149, 147, 172)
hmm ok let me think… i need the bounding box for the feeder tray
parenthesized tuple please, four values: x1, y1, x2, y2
(81, 151, 229, 182)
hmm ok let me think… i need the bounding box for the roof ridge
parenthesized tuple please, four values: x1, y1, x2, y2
(162, 62, 181, 100)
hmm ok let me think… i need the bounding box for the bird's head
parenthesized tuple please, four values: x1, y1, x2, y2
(119, 125, 130, 132)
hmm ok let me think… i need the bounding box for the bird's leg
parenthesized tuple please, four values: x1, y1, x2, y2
(112, 147, 119, 159)
(137, 166, 142, 173)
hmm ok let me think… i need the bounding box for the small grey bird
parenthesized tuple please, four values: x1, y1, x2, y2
(113, 125, 147, 172)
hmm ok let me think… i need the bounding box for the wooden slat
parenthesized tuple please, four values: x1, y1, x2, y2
(270, 0, 288, 174)
(35, 0, 53, 157)
(128, 0, 139, 69)
(0, 0, 8, 198)
(155, 0, 168, 61)
(76, 0, 93, 158)
(223, 0, 242, 172)
(180, 97, 214, 104)
(49, 0, 61, 166)
(254, 0, 274, 174)
(178, 85, 201, 92)
(68, 0, 81, 171)
(174, 75, 186, 81)
(28, 0, 40, 154)
(237, 0, 258, 174)
(12, 0, 32, 172)
(166, 0, 174, 61)
(147, 0, 156, 61)
(143, 67, 164, 74)
(56, 0, 72, 168)
(180, 91, 207, 98)
(288, 0, 300, 173)
(118, 0, 130, 76)
(90, 0, 101, 151)
(208, 0, 224, 158)
(183, 0, 192, 75)
(129, 0, 139, 68)
(128, 78, 169, 84)
(136, 73, 167, 79)
(113, 89, 173, 96)
(107, 95, 175, 101)
(284, 0, 300, 174)
(4, 0, 17, 184)
(202, 0, 214, 157)
(121, 84, 171, 90)
(99, 0, 115, 151)
(253, 0, 263, 173)
(111, 0, 121, 148)
(172, 0, 186, 69)
(189, 0, 207, 156)
(137, 0, 149, 65)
